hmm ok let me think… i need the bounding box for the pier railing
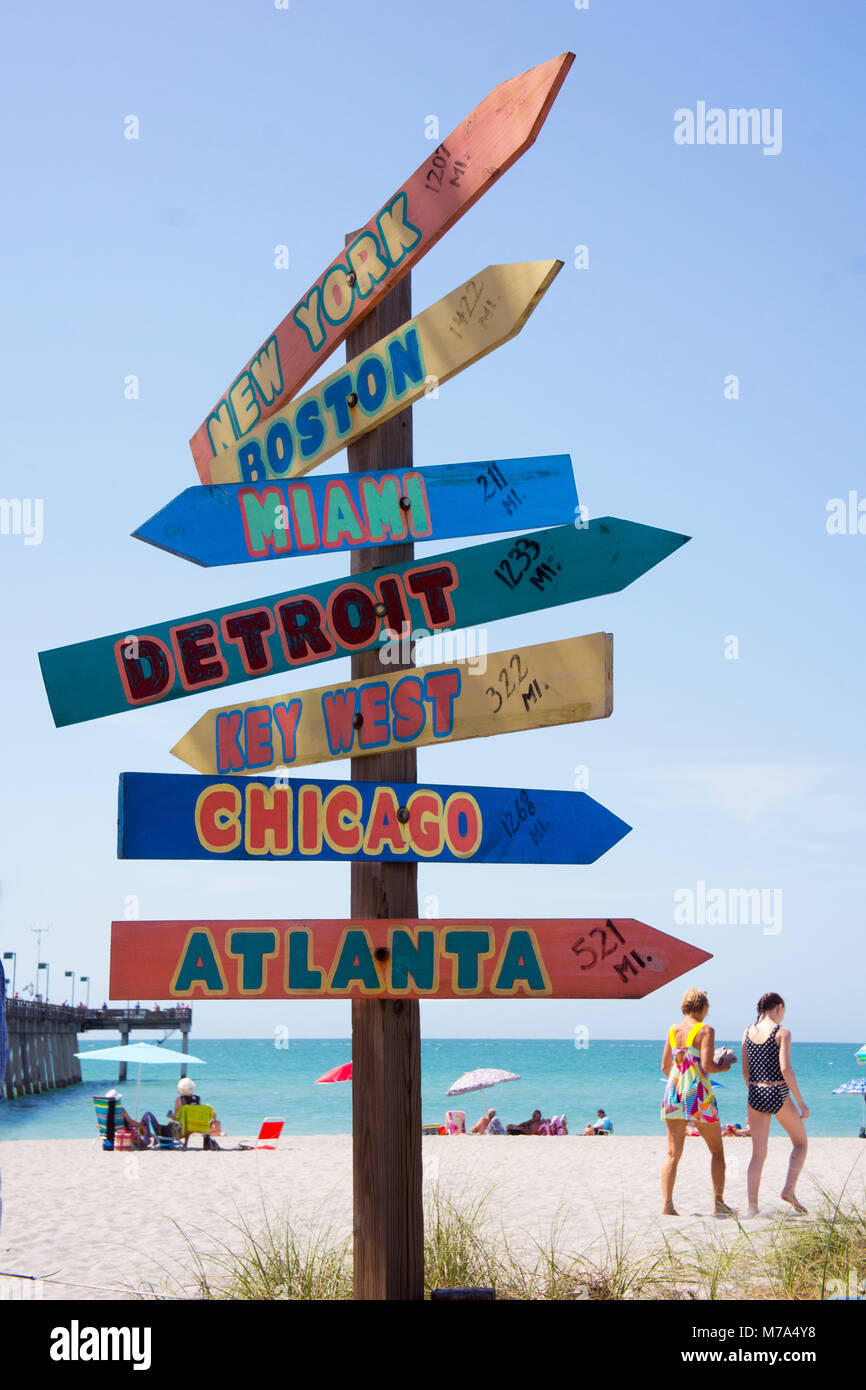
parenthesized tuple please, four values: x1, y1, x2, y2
(2, 999, 194, 1098)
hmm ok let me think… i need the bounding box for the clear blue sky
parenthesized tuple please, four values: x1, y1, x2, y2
(1, 1, 864, 1041)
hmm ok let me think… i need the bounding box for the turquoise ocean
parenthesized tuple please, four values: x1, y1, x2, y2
(1, 1040, 864, 1139)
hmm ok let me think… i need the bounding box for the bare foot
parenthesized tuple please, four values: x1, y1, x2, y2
(713, 1201, 738, 1219)
(745, 1206, 760, 1218)
(661, 1205, 679, 1216)
(781, 1190, 808, 1214)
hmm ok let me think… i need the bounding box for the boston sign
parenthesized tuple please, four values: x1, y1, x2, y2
(196, 261, 562, 486)
(188, 53, 574, 475)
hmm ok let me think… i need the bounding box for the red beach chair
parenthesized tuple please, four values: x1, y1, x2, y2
(255, 1117, 285, 1149)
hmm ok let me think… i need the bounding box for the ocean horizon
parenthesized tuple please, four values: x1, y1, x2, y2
(1, 1039, 863, 1140)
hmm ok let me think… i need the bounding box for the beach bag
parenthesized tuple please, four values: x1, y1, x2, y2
(115, 1129, 134, 1151)
(209, 1118, 223, 1137)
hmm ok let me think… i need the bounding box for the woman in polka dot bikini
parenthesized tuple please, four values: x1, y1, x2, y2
(742, 992, 809, 1216)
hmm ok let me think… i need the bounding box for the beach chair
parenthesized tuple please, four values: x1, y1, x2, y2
(445, 1110, 466, 1135)
(178, 1103, 216, 1149)
(254, 1117, 284, 1149)
(93, 1095, 117, 1150)
(141, 1112, 182, 1149)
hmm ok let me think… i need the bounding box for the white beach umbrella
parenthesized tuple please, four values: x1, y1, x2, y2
(446, 1067, 520, 1096)
(831, 1077, 866, 1133)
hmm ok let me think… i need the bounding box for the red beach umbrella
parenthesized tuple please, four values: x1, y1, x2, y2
(316, 1061, 352, 1084)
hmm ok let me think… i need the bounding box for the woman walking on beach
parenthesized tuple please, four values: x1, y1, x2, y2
(742, 992, 809, 1216)
(661, 987, 736, 1216)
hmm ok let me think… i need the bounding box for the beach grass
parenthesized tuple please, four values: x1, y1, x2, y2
(166, 1177, 866, 1301)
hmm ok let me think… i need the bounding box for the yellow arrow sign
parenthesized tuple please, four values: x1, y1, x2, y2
(170, 633, 612, 775)
(200, 260, 562, 485)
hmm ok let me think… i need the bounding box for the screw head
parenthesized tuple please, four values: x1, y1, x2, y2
(397, 806, 410, 824)
(352, 712, 364, 729)
(399, 495, 411, 511)
(346, 391, 359, 408)
(346, 271, 357, 287)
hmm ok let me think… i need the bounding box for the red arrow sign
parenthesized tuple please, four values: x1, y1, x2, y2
(188, 52, 574, 478)
(110, 918, 711, 1001)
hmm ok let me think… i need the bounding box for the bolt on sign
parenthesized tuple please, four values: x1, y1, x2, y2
(195, 261, 562, 487)
(132, 455, 578, 568)
(38, 519, 688, 727)
(188, 53, 575, 477)
(170, 633, 613, 775)
(117, 771, 631, 867)
(110, 919, 712, 1002)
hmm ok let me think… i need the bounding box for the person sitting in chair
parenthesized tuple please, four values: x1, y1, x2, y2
(470, 1108, 496, 1134)
(172, 1077, 219, 1149)
(583, 1109, 613, 1135)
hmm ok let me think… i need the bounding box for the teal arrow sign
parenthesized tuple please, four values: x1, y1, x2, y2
(38, 518, 689, 728)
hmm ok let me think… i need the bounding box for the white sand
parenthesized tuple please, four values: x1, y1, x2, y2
(0, 1135, 863, 1300)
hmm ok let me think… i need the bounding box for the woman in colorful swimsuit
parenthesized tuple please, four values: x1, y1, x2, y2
(661, 987, 736, 1216)
(742, 992, 809, 1216)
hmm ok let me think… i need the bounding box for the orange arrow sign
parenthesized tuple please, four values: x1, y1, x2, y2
(189, 52, 574, 477)
(110, 918, 711, 1001)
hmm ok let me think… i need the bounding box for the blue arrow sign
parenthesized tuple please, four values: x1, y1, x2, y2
(132, 456, 578, 567)
(117, 771, 631, 867)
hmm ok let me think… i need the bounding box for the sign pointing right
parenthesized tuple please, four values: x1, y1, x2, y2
(196, 260, 562, 486)
(110, 918, 712, 1002)
(189, 53, 575, 474)
(39, 518, 689, 728)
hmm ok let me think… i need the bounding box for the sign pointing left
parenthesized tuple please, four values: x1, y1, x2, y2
(170, 633, 613, 775)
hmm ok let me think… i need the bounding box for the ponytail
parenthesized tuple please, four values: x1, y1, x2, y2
(755, 991, 785, 1024)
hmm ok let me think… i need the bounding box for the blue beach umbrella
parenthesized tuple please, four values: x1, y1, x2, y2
(75, 1042, 206, 1117)
(831, 1077, 866, 1133)
(855, 1045, 866, 1068)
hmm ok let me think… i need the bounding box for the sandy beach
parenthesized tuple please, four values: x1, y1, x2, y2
(1, 1135, 863, 1300)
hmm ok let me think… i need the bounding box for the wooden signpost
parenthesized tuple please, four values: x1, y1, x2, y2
(194, 261, 562, 487)
(36, 49, 709, 1303)
(116, 769, 631, 866)
(110, 919, 712, 1002)
(132, 455, 578, 567)
(38, 519, 687, 727)
(169, 633, 613, 775)
(188, 53, 575, 476)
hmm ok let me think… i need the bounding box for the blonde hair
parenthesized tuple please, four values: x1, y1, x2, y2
(681, 987, 708, 1016)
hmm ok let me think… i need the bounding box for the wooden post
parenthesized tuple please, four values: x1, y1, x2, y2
(346, 242, 423, 1301)
(119, 1023, 129, 1083)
